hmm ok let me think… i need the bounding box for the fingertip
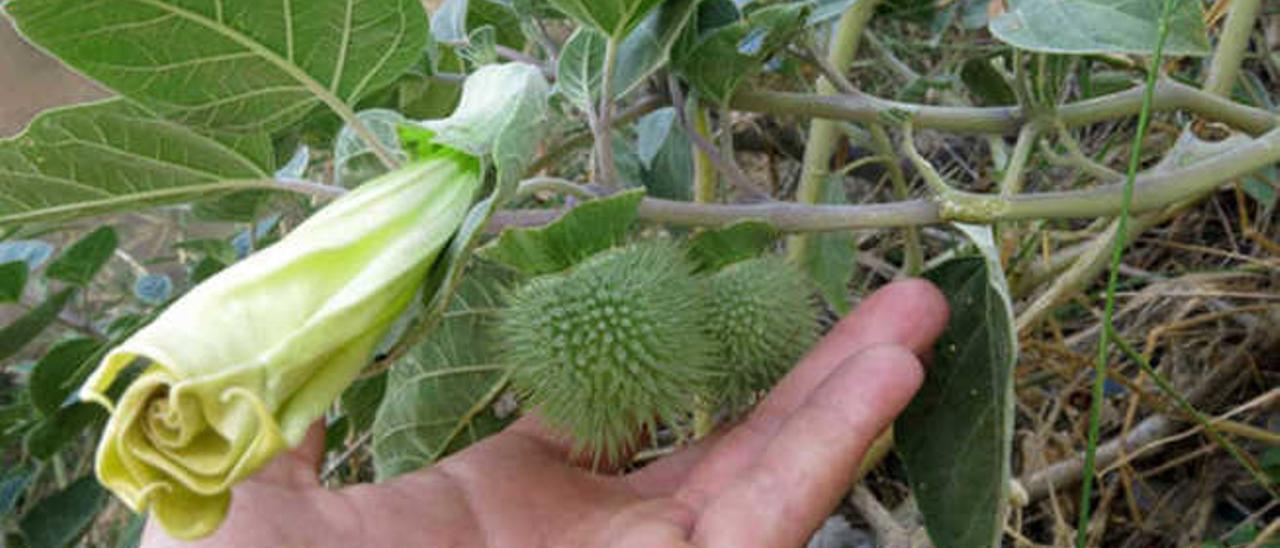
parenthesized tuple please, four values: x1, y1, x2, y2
(296, 419, 327, 471)
(827, 278, 950, 357)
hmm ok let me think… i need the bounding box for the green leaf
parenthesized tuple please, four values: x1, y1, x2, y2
(1243, 169, 1278, 212)
(6, 0, 430, 134)
(0, 466, 33, 518)
(805, 0, 857, 26)
(115, 512, 147, 548)
(335, 109, 409, 187)
(804, 179, 856, 315)
(687, 220, 780, 272)
(0, 262, 28, 303)
(430, 0, 525, 49)
(0, 288, 76, 364)
(635, 107, 694, 201)
(546, 0, 664, 38)
(989, 0, 1211, 56)
(478, 189, 645, 276)
(612, 0, 699, 99)
(25, 402, 106, 460)
(419, 63, 552, 162)
(468, 0, 526, 50)
(431, 0, 471, 43)
(0, 100, 274, 226)
(557, 28, 609, 114)
(673, 3, 809, 105)
(896, 253, 1016, 548)
(46, 227, 118, 286)
(612, 134, 649, 189)
(30, 338, 103, 417)
(18, 475, 108, 548)
(341, 371, 388, 435)
(961, 58, 1017, 106)
(372, 265, 516, 479)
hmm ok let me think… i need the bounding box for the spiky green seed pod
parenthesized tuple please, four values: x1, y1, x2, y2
(500, 241, 716, 463)
(704, 256, 819, 406)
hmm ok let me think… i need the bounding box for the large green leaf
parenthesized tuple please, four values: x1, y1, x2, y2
(0, 100, 273, 226)
(896, 236, 1017, 548)
(673, 3, 809, 105)
(546, 0, 663, 38)
(989, 0, 1210, 56)
(18, 475, 108, 548)
(477, 189, 645, 276)
(557, 28, 609, 114)
(371, 265, 515, 480)
(6, 0, 429, 133)
(803, 179, 856, 315)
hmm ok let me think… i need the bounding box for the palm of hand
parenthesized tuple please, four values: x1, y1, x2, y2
(143, 281, 947, 548)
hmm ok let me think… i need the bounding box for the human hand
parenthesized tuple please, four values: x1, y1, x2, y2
(141, 279, 948, 548)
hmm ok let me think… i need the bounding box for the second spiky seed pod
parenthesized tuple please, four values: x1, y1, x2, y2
(703, 256, 819, 407)
(499, 241, 716, 464)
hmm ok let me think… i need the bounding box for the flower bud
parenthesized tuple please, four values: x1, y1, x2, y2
(80, 153, 480, 539)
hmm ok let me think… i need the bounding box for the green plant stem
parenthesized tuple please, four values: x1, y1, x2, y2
(1204, 0, 1262, 97)
(515, 177, 597, 200)
(692, 102, 718, 203)
(868, 125, 923, 274)
(593, 36, 622, 188)
(1077, 3, 1176, 545)
(731, 78, 1278, 136)
(1108, 329, 1278, 497)
(787, 0, 879, 265)
(1001, 123, 1041, 197)
(485, 123, 1280, 234)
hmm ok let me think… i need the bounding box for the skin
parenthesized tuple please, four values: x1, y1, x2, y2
(142, 279, 948, 548)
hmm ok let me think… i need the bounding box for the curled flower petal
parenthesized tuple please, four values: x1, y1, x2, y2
(82, 152, 480, 539)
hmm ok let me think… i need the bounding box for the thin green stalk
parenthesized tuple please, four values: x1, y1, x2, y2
(787, 0, 879, 265)
(869, 125, 923, 274)
(594, 36, 622, 188)
(1077, 2, 1178, 545)
(692, 103, 718, 203)
(1001, 124, 1041, 197)
(1108, 329, 1278, 498)
(1204, 0, 1262, 97)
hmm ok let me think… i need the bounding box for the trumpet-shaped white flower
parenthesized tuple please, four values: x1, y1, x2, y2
(81, 152, 480, 539)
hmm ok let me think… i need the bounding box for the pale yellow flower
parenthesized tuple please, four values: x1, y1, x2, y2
(81, 153, 479, 539)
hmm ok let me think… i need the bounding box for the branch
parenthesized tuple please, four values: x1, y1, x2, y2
(490, 124, 1280, 232)
(731, 79, 1279, 136)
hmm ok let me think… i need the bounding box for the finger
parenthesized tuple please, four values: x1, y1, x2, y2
(246, 419, 327, 486)
(690, 345, 924, 547)
(759, 278, 947, 419)
(673, 279, 947, 504)
(293, 419, 327, 472)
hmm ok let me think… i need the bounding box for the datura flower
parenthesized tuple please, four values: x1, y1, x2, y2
(79, 151, 480, 539)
